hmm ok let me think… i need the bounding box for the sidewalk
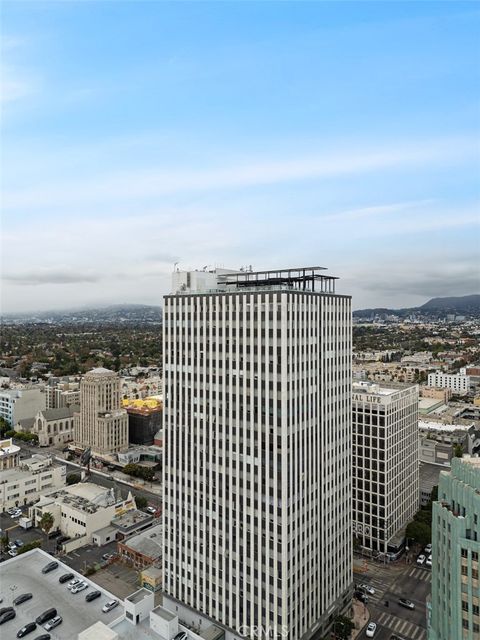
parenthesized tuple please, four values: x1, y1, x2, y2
(351, 600, 370, 639)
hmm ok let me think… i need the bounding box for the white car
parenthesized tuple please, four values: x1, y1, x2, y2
(359, 584, 375, 595)
(102, 599, 119, 613)
(68, 579, 83, 589)
(71, 582, 88, 594)
(417, 554, 426, 566)
(426, 555, 432, 567)
(425, 544, 432, 554)
(366, 622, 377, 638)
(8, 548, 17, 557)
(146, 506, 157, 514)
(10, 511, 21, 519)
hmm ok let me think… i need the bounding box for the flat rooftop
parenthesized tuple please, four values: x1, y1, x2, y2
(121, 524, 163, 558)
(419, 419, 473, 433)
(0, 549, 124, 640)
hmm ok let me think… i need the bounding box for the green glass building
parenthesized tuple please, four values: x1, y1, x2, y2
(428, 456, 480, 640)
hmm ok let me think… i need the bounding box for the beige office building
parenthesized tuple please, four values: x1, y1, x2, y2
(74, 368, 128, 454)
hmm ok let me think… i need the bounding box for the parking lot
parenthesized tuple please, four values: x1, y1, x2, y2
(0, 549, 124, 640)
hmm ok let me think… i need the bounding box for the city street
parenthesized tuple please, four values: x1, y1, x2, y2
(354, 559, 430, 640)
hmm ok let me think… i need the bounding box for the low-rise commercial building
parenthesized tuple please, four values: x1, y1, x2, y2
(118, 523, 163, 569)
(0, 436, 20, 469)
(0, 452, 66, 509)
(30, 481, 137, 548)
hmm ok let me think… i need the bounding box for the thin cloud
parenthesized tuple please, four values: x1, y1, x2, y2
(3, 270, 101, 285)
(3, 136, 477, 209)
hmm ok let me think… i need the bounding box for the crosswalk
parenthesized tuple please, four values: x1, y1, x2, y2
(376, 611, 427, 640)
(406, 567, 432, 582)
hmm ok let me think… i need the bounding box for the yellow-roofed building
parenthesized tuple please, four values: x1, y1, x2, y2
(123, 397, 163, 445)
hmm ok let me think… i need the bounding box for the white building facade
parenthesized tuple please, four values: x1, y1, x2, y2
(162, 267, 352, 640)
(0, 453, 66, 509)
(0, 387, 46, 427)
(427, 372, 470, 394)
(352, 381, 419, 556)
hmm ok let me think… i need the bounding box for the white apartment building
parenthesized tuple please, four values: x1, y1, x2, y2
(74, 368, 128, 453)
(30, 481, 137, 546)
(0, 387, 46, 427)
(163, 266, 352, 640)
(0, 452, 66, 509)
(428, 372, 470, 394)
(352, 381, 419, 557)
(46, 379, 80, 409)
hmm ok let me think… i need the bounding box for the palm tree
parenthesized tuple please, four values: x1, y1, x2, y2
(39, 512, 55, 552)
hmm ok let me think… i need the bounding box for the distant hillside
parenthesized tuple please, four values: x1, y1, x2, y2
(354, 294, 480, 318)
(2, 304, 163, 325)
(420, 294, 480, 312)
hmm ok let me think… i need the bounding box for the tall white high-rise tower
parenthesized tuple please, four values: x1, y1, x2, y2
(162, 267, 352, 640)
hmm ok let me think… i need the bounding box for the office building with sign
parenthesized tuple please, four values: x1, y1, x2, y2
(352, 381, 419, 557)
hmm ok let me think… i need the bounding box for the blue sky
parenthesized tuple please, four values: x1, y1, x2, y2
(1, 1, 479, 312)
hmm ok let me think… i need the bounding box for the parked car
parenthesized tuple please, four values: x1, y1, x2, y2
(0, 609, 16, 624)
(398, 598, 415, 610)
(14, 540, 24, 548)
(44, 616, 62, 632)
(13, 594, 33, 606)
(426, 555, 432, 567)
(366, 622, 377, 638)
(145, 506, 157, 514)
(67, 579, 82, 589)
(33, 635, 51, 640)
(41, 562, 58, 574)
(0, 607, 14, 617)
(86, 591, 101, 602)
(101, 553, 112, 561)
(416, 555, 426, 566)
(71, 582, 88, 594)
(35, 609, 57, 625)
(173, 633, 188, 640)
(58, 573, 74, 584)
(359, 583, 375, 595)
(8, 549, 18, 557)
(102, 599, 119, 613)
(425, 543, 432, 554)
(10, 511, 22, 519)
(354, 591, 368, 604)
(17, 622, 37, 637)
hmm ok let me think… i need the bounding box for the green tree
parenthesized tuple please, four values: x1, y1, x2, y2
(66, 473, 81, 485)
(17, 540, 42, 555)
(332, 615, 354, 639)
(135, 496, 148, 509)
(454, 444, 463, 458)
(406, 520, 431, 547)
(39, 512, 55, 537)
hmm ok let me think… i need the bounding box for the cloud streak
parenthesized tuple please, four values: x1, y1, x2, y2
(3, 136, 477, 210)
(3, 270, 101, 285)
